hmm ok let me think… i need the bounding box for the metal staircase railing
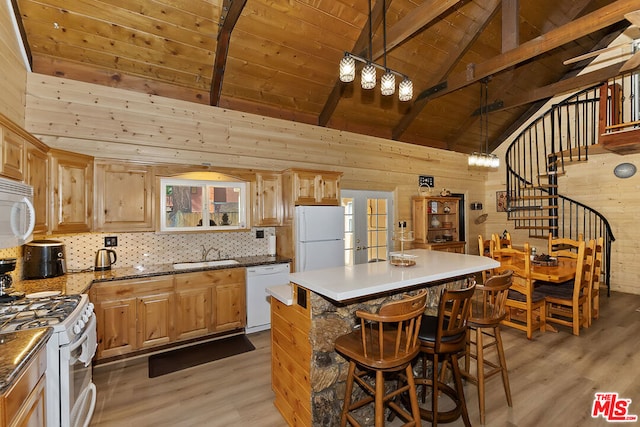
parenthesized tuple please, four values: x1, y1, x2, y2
(504, 83, 615, 295)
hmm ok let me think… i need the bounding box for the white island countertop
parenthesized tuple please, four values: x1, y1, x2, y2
(282, 249, 498, 302)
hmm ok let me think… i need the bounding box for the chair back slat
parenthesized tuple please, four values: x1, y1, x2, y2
(471, 270, 513, 325)
(356, 290, 427, 361)
(435, 284, 476, 353)
(548, 232, 584, 259)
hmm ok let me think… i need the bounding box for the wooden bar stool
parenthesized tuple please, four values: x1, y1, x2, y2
(462, 270, 513, 425)
(414, 284, 475, 426)
(334, 290, 428, 427)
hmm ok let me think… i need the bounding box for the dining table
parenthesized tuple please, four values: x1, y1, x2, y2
(499, 255, 577, 283)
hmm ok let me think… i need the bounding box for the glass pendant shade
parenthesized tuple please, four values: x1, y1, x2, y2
(398, 78, 413, 101)
(361, 64, 376, 89)
(380, 71, 395, 96)
(339, 55, 355, 83)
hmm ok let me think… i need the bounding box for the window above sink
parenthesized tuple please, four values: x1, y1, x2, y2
(159, 177, 248, 232)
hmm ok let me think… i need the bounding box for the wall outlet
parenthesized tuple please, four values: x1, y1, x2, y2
(256, 230, 264, 238)
(104, 236, 118, 247)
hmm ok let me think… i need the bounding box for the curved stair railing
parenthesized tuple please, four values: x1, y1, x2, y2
(505, 84, 615, 294)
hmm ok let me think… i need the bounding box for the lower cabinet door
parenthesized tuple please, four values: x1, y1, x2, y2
(213, 283, 246, 331)
(95, 298, 137, 359)
(137, 293, 174, 349)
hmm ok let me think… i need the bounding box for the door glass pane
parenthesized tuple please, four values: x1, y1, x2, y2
(367, 198, 387, 262)
(342, 197, 354, 266)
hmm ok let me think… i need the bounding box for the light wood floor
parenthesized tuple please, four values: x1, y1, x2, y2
(90, 291, 640, 426)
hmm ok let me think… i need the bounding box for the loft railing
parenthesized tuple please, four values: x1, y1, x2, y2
(504, 81, 620, 294)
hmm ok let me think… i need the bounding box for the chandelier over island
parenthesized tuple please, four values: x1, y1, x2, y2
(339, 0, 413, 102)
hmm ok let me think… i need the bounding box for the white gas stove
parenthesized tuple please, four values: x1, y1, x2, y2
(0, 293, 97, 427)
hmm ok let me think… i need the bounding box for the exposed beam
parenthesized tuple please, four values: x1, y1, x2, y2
(9, 0, 32, 69)
(419, 0, 640, 103)
(318, 0, 389, 127)
(392, 0, 501, 140)
(370, 0, 462, 59)
(210, 0, 247, 106)
(502, 0, 519, 52)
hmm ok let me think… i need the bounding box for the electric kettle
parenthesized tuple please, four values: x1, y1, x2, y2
(95, 248, 117, 271)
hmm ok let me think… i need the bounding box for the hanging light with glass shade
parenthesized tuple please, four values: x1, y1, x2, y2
(338, 0, 413, 101)
(468, 78, 500, 169)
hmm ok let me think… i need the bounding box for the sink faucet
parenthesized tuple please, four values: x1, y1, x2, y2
(201, 245, 220, 261)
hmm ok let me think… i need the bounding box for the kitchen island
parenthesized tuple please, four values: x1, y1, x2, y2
(267, 249, 498, 426)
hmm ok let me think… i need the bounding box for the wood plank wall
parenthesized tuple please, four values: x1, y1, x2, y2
(24, 73, 490, 247)
(23, 73, 640, 295)
(0, 4, 27, 125)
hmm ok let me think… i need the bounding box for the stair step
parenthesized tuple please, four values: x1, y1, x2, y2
(510, 216, 557, 221)
(509, 204, 558, 210)
(513, 195, 557, 200)
(514, 225, 558, 230)
(538, 171, 566, 177)
(520, 184, 558, 190)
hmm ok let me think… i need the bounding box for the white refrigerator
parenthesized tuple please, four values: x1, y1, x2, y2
(295, 205, 345, 272)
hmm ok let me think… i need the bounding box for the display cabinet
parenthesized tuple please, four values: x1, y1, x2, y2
(412, 196, 465, 253)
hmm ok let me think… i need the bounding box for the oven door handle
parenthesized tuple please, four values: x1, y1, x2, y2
(71, 315, 97, 367)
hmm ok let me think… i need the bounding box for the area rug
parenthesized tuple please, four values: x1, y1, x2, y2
(148, 334, 255, 378)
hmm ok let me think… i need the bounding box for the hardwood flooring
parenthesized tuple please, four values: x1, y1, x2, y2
(90, 291, 640, 426)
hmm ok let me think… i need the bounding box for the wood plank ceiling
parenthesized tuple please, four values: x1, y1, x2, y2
(12, 0, 640, 154)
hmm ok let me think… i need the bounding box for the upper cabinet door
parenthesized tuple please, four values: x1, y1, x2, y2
(50, 149, 93, 233)
(0, 126, 24, 181)
(25, 142, 49, 234)
(94, 161, 155, 232)
(253, 172, 282, 226)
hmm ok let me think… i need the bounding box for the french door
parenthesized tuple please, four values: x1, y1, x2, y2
(341, 190, 394, 266)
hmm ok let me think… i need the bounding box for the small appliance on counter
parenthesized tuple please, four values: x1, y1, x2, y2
(95, 248, 117, 271)
(0, 258, 22, 302)
(23, 240, 67, 279)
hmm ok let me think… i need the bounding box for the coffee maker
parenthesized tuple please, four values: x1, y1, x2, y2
(0, 258, 18, 302)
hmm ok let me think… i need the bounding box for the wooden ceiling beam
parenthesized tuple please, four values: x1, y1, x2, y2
(418, 0, 640, 104)
(392, 0, 501, 141)
(210, 0, 247, 106)
(502, 0, 520, 53)
(370, 0, 462, 59)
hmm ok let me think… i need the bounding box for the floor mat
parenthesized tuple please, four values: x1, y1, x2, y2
(148, 334, 255, 378)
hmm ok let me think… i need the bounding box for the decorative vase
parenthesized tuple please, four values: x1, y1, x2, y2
(431, 215, 441, 228)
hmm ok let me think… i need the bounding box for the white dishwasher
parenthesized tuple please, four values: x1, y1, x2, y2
(246, 263, 290, 333)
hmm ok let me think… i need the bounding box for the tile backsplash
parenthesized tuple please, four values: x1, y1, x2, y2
(0, 227, 275, 274)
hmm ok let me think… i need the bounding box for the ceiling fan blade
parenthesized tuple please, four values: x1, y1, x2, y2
(624, 11, 640, 27)
(620, 51, 640, 73)
(563, 43, 632, 66)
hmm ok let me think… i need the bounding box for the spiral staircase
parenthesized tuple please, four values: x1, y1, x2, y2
(502, 71, 640, 294)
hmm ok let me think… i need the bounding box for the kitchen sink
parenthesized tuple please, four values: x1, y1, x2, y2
(173, 259, 240, 270)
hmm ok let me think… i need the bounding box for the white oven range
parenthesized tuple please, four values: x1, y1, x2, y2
(0, 293, 97, 427)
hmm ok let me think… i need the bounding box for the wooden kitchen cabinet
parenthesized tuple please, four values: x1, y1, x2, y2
(281, 168, 342, 222)
(0, 126, 24, 181)
(91, 275, 174, 360)
(94, 161, 154, 231)
(92, 268, 245, 361)
(49, 149, 93, 233)
(253, 172, 282, 226)
(175, 268, 246, 336)
(137, 291, 174, 349)
(0, 340, 47, 427)
(24, 142, 49, 234)
(175, 272, 214, 340)
(412, 196, 465, 254)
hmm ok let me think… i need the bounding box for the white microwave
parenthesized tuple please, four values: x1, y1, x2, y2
(0, 176, 35, 249)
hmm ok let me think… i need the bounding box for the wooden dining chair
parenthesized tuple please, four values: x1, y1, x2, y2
(462, 270, 513, 425)
(588, 237, 604, 326)
(491, 242, 546, 340)
(537, 239, 591, 336)
(547, 233, 583, 259)
(334, 290, 428, 427)
(491, 233, 512, 250)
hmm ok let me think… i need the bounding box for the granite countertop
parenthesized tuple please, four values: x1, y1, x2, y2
(287, 249, 498, 302)
(0, 327, 52, 394)
(13, 255, 291, 296)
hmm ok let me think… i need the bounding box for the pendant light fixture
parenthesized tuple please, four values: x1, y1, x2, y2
(468, 79, 499, 168)
(339, 0, 413, 101)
